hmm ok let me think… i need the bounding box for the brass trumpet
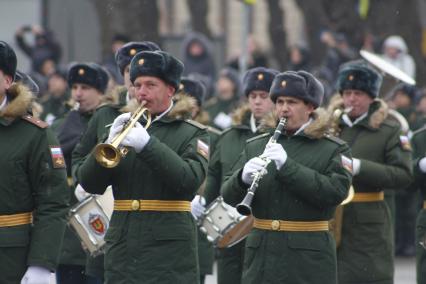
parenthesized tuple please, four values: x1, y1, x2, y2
(94, 102, 152, 168)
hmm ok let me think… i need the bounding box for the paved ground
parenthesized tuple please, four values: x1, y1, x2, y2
(205, 257, 416, 284)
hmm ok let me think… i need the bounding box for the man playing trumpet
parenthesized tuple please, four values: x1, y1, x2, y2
(221, 70, 352, 284)
(74, 50, 209, 283)
(331, 61, 413, 284)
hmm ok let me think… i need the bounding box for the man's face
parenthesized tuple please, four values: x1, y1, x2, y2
(123, 65, 135, 99)
(342, 89, 373, 118)
(133, 76, 174, 115)
(275, 96, 314, 131)
(0, 70, 13, 98)
(248, 90, 274, 120)
(71, 83, 102, 113)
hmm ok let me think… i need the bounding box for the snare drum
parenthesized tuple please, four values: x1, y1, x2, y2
(199, 196, 253, 248)
(68, 187, 113, 256)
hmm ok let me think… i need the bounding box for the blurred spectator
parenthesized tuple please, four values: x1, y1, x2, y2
(102, 33, 130, 85)
(227, 34, 268, 71)
(381, 35, 416, 79)
(287, 45, 311, 72)
(320, 31, 357, 83)
(415, 90, 426, 128)
(205, 67, 241, 130)
(181, 32, 216, 93)
(388, 83, 418, 128)
(39, 68, 70, 125)
(15, 25, 62, 94)
(311, 66, 335, 107)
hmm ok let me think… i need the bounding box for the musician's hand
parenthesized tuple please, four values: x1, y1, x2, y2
(21, 266, 51, 284)
(261, 143, 287, 170)
(121, 122, 150, 153)
(419, 157, 426, 173)
(191, 195, 206, 220)
(242, 157, 268, 185)
(352, 158, 361, 176)
(107, 112, 131, 143)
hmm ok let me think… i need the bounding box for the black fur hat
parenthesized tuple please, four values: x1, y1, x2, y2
(178, 77, 206, 107)
(0, 41, 17, 80)
(242, 67, 279, 96)
(67, 62, 109, 93)
(115, 41, 161, 75)
(130, 51, 184, 90)
(270, 70, 324, 108)
(336, 61, 382, 98)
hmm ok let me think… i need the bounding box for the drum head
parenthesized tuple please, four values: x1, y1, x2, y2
(216, 215, 254, 248)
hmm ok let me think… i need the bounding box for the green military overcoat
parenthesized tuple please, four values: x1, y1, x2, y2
(222, 111, 352, 284)
(205, 104, 264, 284)
(329, 98, 413, 284)
(0, 84, 69, 283)
(411, 126, 426, 284)
(73, 96, 209, 284)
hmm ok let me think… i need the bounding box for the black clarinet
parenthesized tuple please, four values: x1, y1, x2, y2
(236, 117, 287, 216)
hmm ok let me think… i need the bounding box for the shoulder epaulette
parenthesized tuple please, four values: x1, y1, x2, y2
(22, 114, 48, 128)
(411, 125, 426, 137)
(246, 132, 270, 143)
(207, 126, 222, 135)
(185, 119, 208, 130)
(324, 134, 346, 145)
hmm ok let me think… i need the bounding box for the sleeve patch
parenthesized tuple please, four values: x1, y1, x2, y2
(50, 146, 66, 168)
(399, 135, 412, 151)
(197, 139, 209, 159)
(341, 155, 353, 174)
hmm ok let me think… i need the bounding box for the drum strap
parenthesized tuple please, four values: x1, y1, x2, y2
(0, 212, 32, 227)
(351, 191, 384, 202)
(114, 200, 191, 212)
(253, 218, 329, 232)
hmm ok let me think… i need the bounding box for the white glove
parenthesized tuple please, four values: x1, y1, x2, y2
(21, 266, 51, 284)
(419, 157, 426, 173)
(241, 157, 268, 185)
(352, 158, 361, 176)
(74, 184, 91, 201)
(120, 121, 150, 153)
(191, 195, 206, 219)
(213, 112, 232, 129)
(107, 112, 131, 143)
(261, 143, 287, 170)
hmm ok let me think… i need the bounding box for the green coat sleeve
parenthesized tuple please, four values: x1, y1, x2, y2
(220, 150, 248, 207)
(276, 144, 352, 208)
(356, 128, 413, 189)
(137, 131, 209, 196)
(28, 128, 70, 271)
(71, 112, 108, 192)
(412, 132, 426, 188)
(204, 137, 223, 205)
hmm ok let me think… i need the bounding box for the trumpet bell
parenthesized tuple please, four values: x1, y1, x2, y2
(94, 143, 121, 168)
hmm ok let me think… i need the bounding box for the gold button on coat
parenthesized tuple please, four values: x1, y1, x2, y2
(271, 220, 280, 230)
(131, 200, 140, 210)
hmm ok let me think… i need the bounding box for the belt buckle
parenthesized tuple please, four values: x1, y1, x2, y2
(271, 220, 280, 231)
(131, 200, 140, 211)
